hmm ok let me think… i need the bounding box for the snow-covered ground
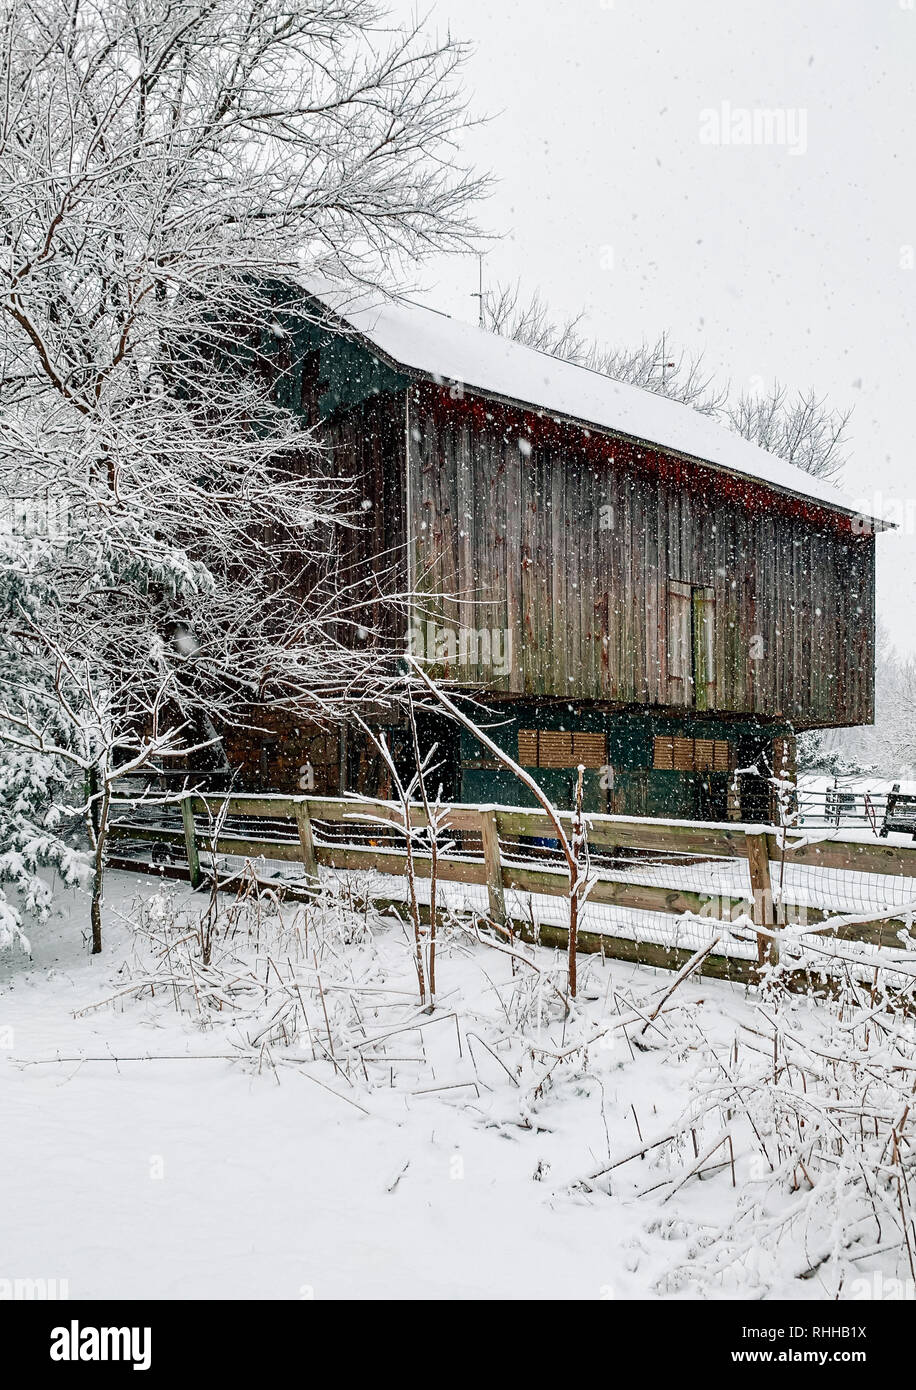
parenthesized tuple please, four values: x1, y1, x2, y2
(3, 868, 915, 1301)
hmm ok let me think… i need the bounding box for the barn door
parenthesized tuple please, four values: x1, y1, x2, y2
(692, 586, 716, 711)
(668, 580, 716, 709)
(667, 580, 693, 705)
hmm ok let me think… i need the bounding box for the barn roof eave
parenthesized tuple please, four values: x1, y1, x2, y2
(405, 370, 893, 535)
(293, 284, 892, 535)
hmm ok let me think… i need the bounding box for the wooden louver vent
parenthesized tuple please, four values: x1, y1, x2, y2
(653, 736, 731, 772)
(519, 729, 607, 769)
(517, 729, 539, 766)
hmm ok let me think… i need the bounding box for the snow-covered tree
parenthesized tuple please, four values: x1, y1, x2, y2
(0, 533, 89, 951)
(804, 625, 916, 782)
(482, 282, 725, 416)
(724, 383, 850, 481)
(795, 729, 873, 780)
(0, 0, 484, 949)
(850, 643, 916, 780)
(483, 280, 849, 480)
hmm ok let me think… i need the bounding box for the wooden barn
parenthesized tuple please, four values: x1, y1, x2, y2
(222, 280, 884, 822)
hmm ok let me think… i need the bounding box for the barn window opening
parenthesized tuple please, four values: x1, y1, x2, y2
(668, 580, 717, 707)
(653, 736, 732, 772)
(518, 729, 607, 768)
(667, 581, 692, 682)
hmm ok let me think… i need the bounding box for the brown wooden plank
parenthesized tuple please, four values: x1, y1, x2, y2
(480, 808, 507, 924)
(494, 808, 751, 857)
(316, 844, 487, 885)
(501, 860, 749, 919)
(745, 830, 776, 966)
(767, 833, 916, 879)
(294, 801, 319, 880)
(180, 798, 203, 888)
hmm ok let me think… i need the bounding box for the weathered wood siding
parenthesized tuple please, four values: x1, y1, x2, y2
(405, 383, 874, 728)
(321, 391, 409, 642)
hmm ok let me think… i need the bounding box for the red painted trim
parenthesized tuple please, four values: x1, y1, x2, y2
(412, 382, 867, 540)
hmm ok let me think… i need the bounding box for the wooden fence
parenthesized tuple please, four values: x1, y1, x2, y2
(108, 792, 916, 988)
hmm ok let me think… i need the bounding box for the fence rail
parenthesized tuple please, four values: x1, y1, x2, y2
(796, 786, 888, 832)
(107, 791, 916, 989)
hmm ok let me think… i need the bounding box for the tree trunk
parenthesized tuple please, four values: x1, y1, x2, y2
(568, 766, 586, 997)
(89, 776, 111, 955)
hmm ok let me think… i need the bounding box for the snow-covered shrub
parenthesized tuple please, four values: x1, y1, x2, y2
(0, 535, 90, 952)
(650, 979, 916, 1298)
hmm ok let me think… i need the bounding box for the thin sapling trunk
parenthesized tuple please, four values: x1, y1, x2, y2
(89, 771, 111, 954)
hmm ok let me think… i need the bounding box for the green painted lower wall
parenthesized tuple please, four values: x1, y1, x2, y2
(455, 703, 792, 821)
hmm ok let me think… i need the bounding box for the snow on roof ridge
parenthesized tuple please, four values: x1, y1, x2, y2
(295, 276, 888, 528)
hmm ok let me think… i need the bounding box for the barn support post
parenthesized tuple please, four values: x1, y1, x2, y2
(745, 830, 777, 967)
(480, 808, 506, 926)
(181, 796, 203, 889)
(294, 799, 320, 882)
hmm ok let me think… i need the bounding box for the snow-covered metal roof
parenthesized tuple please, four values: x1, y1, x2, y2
(300, 279, 887, 529)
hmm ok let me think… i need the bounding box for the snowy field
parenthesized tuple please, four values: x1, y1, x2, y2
(3, 869, 916, 1301)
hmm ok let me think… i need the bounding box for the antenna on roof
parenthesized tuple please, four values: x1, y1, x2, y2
(471, 253, 485, 329)
(660, 331, 676, 390)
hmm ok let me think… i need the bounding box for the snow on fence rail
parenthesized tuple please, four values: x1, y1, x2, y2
(107, 791, 916, 990)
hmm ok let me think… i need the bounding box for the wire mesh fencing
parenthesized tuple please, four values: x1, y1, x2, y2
(107, 790, 916, 989)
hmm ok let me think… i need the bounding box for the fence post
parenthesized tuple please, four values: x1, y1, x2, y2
(745, 831, 777, 967)
(181, 795, 203, 889)
(294, 799, 320, 882)
(480, 808, 506, 927)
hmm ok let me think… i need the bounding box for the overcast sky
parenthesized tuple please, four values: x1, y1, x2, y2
(393, 0, 916, 655)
